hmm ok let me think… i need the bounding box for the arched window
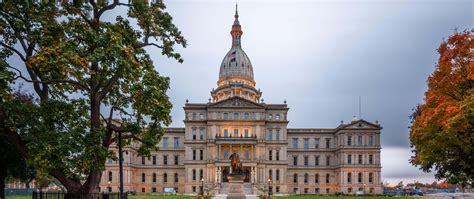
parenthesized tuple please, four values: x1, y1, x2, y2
(108, 171, 112, 182)
(174, 173, 179, 183)
(304, 173, 309, 184)
(293, 173, 298, 183)
(163, 173, 168, 183)
(142, 173, 146, 182)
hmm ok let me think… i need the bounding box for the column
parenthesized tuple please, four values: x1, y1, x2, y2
(240, 144, 243, 157)
(217, 144, 220, 161)
(230, 143, 232, 153)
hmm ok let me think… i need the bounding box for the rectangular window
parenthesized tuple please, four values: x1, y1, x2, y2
(192, 169, 196, 180)
(304, 156, 309, 166)
(244, 113, 249, 119)
(174, 137, 180, 148)
(200, 150, 204, 160)
(326, 174, 330, 183)
(269, 150, 272, 160)
(192, 128, 196, 140)
(315, 138, 320, 148)
(152, 173, 157, 183)
(315, 188, 319, 194)
(326, 156, 330, 166)
(267, 129, 272, 140)
(152, 156, 156, 165)
(326, 138, 330, 148)
(315, 156, 319, 166)
(152, 187, 156, 193)
(142, 173, 146, 182)
(293, 156, 298, 166)
(223, 112, 228, 119)
(244, 129, 249, 138)
(141, 156, 145, 165)
(223, 129, 228, 137)
(244, 149, 249, 159)
(163, 173, 167, 183)
(347, 135, 352, 146)
(174, 155, 179, 165)
(347, 173, 352, 183)
(192, 113, 196, 120)
(358, 136, 363, 145)
(199, 113, 204, 120)
(268, 114, 273, 120)
(275, 129, 280, 140)
(224, 150, 228, 159)
(199, 128, 204, 140)
(315, 174, 319, 183)
(276, 151, 280, 161)
(193, 150, 196, 160)
(358, 173, 362, 183)
(304, 138, 309, 149)
(163, 137, 168, 148)
(276, 186, 280, 193)
(192, 186, 196, 193)
(276, 170, 280, 181)
(200, 169, 203, 180)
(234, 112, 239, 119)
(369, 154, 373, 164)
(233, 129, 239, 137)
(163, 155, 168, 165)
(293, 138, 298, 148)
(358, 155, 362, 164)
(348, 155, 352, 164)
(369, 136, 374, 146)
(369, 172, 373, 183)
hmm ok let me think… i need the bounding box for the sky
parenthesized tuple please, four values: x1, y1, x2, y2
(5, 0, 472, 186)
(149, 0, 473, 185)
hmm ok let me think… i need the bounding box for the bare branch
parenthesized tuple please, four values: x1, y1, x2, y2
(135, 42, 163, 49)
(96, 0, 131, 20)
(0, 42, 26, 61)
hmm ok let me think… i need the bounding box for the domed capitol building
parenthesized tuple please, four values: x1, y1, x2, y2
(100, 7, 383, 196)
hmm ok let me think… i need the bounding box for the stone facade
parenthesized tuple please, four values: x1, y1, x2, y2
(99, 6, 383, 196)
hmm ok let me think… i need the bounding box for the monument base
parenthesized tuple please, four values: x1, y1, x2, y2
(227, 174, 246, 199)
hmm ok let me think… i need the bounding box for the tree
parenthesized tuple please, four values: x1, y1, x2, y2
(409, 30, 473, 187)
(0, 1, 186, 198)
(395, 181, 404, 190)
(0, 130, 36, 199)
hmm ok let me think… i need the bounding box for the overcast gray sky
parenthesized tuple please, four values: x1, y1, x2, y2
(150, 0, 472, 185)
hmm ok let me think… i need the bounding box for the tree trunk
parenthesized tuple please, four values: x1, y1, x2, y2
(0, 169, 6, 199)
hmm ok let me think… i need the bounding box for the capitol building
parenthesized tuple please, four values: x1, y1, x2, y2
(100, 7, 383, 196)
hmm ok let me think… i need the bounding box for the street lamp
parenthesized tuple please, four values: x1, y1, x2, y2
(107, 181, 111, 193)
(363, 183, 367, 199)
(201, 178, 205, 196)
(267, 178, 272, 197)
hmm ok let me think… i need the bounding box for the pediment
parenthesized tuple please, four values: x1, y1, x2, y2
(210, 97, 264, 108)
(343, 119, 382, 130)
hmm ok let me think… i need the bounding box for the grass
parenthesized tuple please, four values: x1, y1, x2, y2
(6, 195, 418, 199)
(276, 196, 416, 199)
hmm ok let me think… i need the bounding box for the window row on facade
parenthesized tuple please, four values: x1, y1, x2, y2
(160, 137, 181, 148)
(140, 155, 180, 165)
(345, 135, 375, 146)
(188, 112, 286, 121)
(346, 154, 374, 165)
(106, 171, 179, 184)
(291, 138, 332, 149)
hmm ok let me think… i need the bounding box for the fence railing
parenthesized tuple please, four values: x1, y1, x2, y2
(32, 191, 128, 199)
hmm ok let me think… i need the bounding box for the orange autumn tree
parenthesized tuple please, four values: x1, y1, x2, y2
(410, 30, 474, 186)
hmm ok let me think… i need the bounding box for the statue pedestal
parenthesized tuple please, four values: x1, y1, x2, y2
(227, 174, 246, 199)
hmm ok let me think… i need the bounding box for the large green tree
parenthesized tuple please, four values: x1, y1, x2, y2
(409, 30, 473, 186)
(0, 0, 186, 198)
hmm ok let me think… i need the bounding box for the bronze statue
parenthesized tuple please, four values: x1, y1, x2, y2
(229, 151, 242, 174)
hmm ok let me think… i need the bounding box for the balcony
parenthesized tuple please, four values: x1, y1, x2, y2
(215, 134, 257, 142)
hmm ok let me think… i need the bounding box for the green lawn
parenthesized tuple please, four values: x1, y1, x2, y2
(6, 196, 193, 199)
(276, 196, 416, 199)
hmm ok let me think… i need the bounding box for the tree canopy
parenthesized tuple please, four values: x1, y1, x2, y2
(0, 0, 186, 197)
(409, 30, 473, 186)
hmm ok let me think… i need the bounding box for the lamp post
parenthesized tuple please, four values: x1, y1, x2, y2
(107, 181, 111, 193)
(363, 183, 367, 199)
(200, 178, 204, 196)
(118, 131, 124, 199)
(267, 178, 271, 197)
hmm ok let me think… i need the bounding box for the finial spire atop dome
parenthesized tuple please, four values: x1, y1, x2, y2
(231, 3, 242, 47)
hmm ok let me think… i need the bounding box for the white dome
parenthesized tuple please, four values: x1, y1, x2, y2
(219, 47, 254, 79)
